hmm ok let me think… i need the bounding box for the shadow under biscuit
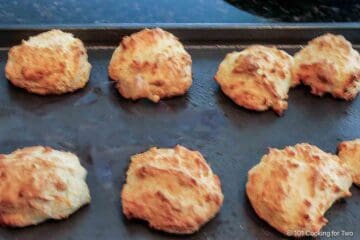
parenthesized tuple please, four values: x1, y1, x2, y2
(5, 79, 91, 116)
(214, 87, 279, 129)
(107, 77, 190, 115)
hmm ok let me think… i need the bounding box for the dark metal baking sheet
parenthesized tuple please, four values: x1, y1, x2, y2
(0, 24, 359, 240)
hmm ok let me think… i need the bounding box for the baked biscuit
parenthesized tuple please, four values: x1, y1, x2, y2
(338, 139, 360, 186)
(214, 45, 293, 115)
(108, 28, 192, 102)
(0, 146, 91, 227)
(293, 33, 360, 100)
(246, 143, 352, 237)
(5, 29, 91, 95)
(121, 145, 223, 234)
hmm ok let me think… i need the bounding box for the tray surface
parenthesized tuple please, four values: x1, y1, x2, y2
(0, 25, 359, 240)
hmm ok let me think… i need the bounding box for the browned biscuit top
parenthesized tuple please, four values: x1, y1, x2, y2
(121, 145, 223, 234)
(5, 29, 91, 95)
(293, 33, 360, 100)
(246, 143, 352, 237)
(0, 146, 90, 227)
(215, 45, 293, 115)
(108, 28, 192, 102)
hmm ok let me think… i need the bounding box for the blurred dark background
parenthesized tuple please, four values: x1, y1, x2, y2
(0, 0, 359, 25)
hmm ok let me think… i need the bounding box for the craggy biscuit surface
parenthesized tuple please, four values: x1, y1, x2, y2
(0, 146, 91, 227)
(215, 45, 293, 115)
(246, 143, 352, 237)
(5, 29, 91, 95)
(108, 28, 192, 102)
(121, 145, 223, 234)
(293, 33, 360, 100)
(338, 139, 360, 186)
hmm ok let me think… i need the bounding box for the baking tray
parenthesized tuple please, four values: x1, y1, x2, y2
(0, 24, 359, 240)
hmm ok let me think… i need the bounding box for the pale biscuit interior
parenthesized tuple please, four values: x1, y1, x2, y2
(338, 139, 360, 186)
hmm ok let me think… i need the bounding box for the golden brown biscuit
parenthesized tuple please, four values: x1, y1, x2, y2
(5, 29, 91, 95)
(293, 33, 360, 100)
(338, 139, 360, 186)
(108, 28, 192, 102)
(246, 143, 352, 237)
(121, 145, 223, 234)
(214, 45, 293, 115)
(0, 146, 91, 227)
